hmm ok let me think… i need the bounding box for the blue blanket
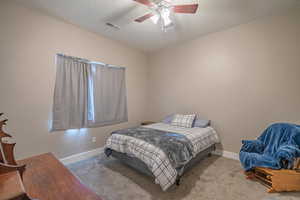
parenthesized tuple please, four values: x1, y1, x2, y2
(240, 123, 300, 171)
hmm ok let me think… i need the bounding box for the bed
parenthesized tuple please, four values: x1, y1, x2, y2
(105, 122, 220, 191)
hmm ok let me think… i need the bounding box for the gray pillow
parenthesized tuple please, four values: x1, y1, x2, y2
(162, 114, 174, 124)
(193, 119, 211, 128)
(171, 114, 196, 128)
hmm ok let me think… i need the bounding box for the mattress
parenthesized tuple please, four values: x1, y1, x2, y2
(143, 123, 220, 155)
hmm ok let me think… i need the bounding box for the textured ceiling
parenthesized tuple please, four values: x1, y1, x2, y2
(12, 0, 300, 52)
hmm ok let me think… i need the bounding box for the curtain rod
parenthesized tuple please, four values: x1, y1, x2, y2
(57, 53, 125, 69)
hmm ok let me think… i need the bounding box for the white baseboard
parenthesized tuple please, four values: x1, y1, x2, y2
(60, 147, 104, 165)
(213, 149, 239, 160)
(60, 146, 239, 165)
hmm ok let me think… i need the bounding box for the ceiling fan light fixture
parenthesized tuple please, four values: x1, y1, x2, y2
(133, 0, 199, 32)
(161, 7, 172, 26)
(162, 16, 172, 26)
(151, 14, 160, 24)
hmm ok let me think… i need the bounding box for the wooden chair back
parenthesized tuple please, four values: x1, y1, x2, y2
(0, 113, 25, 177)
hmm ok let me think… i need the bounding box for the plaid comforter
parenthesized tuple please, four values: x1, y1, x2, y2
(105, 124, 219, 191)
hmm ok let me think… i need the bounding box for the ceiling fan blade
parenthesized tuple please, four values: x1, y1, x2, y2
(134, 13, 154, 22)
(173, 4, 199, 14)
(133, 0, 153, 7)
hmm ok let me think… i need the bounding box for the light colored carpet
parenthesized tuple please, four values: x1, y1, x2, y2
(67, 152, 300, 200)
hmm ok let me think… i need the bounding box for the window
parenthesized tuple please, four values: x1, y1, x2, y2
(50, 54, 128, 131)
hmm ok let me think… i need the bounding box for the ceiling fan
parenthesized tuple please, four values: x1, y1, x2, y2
(133, 0, 199, 31)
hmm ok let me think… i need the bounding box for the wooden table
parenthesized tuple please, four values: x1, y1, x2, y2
(0, 171, 27, 200)
(19, 153, 102, 200)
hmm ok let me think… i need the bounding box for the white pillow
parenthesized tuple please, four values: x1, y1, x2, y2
(171, 114, 196, 128)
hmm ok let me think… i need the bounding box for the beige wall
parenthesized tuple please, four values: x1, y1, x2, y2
(1, 1, 300, 159)
(147, 9, 300, 153)
(0, 1, 149, 159)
